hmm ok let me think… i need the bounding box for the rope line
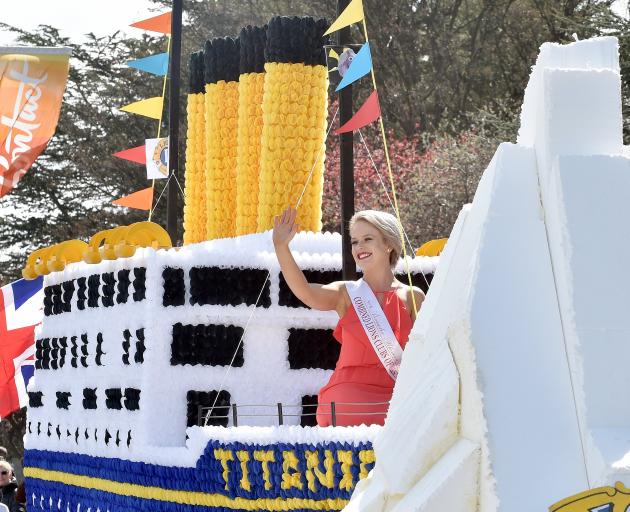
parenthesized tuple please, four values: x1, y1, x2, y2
(204, 107, 340, 424)
(357, 128, 430, 290)
(361, 19, 418, 316)
(148, 35, 172, 221)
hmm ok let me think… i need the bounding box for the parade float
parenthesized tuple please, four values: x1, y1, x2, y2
(16, 0, 630, 511)
(20, 8, 436, 512)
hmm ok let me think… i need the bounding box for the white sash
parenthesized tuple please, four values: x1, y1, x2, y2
(345, 279, 403, 381)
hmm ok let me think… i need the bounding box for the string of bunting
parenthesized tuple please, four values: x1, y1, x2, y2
(112, 11, 173, 212)
(325, 0, 418, 315)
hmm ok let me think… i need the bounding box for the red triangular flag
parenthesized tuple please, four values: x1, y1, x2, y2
(336, 90, 381, 134)
(130, 12, 172, 34)
(113, 145, 146, 165)
(112, 187, 153, 210)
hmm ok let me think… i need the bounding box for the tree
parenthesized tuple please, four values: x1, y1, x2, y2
(0, 25, 174, 283)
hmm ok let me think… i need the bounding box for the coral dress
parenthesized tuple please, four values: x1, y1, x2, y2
(316, 290, 413, 427)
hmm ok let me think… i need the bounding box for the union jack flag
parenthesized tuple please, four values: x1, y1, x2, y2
(0, 277, 43, 419)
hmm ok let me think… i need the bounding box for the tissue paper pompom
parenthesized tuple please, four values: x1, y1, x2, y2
(162, 267, 185, 306)
(301, 395, 318, 427)
(183, 90, 207, 244)
(257, 50, 328, 232)
(171, 322, 244, 367)
(288, 328, 340, 370)
(236, 26, 266, 236)
(123, 388, 141, 411)
(116, 269, 131, 304)
(61, 280, 74, 312)
(239, 25, 266, 74)
(101, 272, 115, 307)
(55, 391, 71, 410)
(76, 276, 87, 310)
(279, 269, 342, 307)
(189, 266, 271, 308)
(134, 328, 145, 364)
(183, 51, 207, 244)
(132, 267, 146, 302)
(87, 274, 100, 308)
(105, 388, 123, 410)
(264, 16, 329, 66)
(28, 391, 43, 408)
(82, 388, 97, 409)
(205, 78, 239, 240)
(186, 390, 231, 427)
(204, 37, 240, 85)
(188, 50, 205, 95)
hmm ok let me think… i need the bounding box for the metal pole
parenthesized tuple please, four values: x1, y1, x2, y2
(232, 403, 238, 427)
(337, 0, 356, 280)
(167, 0, 182, 245)
(277, 403, 284, 426)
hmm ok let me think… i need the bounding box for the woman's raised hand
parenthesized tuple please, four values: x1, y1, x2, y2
(273, 207, 299, 247)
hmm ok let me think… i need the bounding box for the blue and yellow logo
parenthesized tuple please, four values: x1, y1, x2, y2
(550, 482, 630, 512)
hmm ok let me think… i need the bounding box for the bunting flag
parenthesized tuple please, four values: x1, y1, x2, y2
(112, 186, 154, 210)
(120, 96, 164, 120)
(145, 137, 168, 179)
(336, 43, 371, 91)
(127, 53, 169, 76)
(0, 47, 71, 198)
(336, 90, 380, 134)
(0, 277, 43, 419)
(113, 145, 146, 165)
(130, 11, 172, 34)
(324, 0, 364, 35)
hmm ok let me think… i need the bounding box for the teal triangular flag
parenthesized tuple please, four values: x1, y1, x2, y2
(127, 53, 169, 76)
(335, 42, 373, 92)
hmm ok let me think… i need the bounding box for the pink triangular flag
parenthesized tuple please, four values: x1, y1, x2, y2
(113, 145, 146, 165)
(336, 90, 381, 134)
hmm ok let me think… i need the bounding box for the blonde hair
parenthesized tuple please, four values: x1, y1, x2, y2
(349, 210, 402, 267)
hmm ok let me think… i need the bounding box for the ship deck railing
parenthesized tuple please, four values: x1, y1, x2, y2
(197, 401, 391, 427)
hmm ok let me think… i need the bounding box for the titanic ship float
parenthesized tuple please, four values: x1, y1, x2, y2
(19, 1, 630, 511)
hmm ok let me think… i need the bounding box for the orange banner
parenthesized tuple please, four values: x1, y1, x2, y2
(0, 47, 71, 197)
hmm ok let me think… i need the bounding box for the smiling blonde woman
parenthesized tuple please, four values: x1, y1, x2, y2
(273, 207, 424, 426)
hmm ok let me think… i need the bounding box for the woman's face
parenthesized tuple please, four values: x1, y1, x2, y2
(350, 220, 391, 271)
(0, 463, 11, 486)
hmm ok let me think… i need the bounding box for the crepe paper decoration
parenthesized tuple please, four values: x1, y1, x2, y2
(336, 90, 380, 134)
(127, 53, 169, 76)
(145, 137, 169, 179)
(120, 97, 164, 120)
(324, 0, 364, 36)
(336, 43, 371, 90)
(416, 238, 448, 257)
(113, 145, 146, 165)
(130, 11, 172, 34)
(112, 187, 153, 210)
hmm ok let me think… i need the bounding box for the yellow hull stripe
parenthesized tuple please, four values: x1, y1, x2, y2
(24, 467, 349, 511)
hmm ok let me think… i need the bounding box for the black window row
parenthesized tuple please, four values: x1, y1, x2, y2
(28, 387, 140, 411)
(27, 421, 132, 447)
(43, 268, 146, 316)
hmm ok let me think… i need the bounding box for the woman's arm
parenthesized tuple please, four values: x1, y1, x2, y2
(273, 207, 343, 312)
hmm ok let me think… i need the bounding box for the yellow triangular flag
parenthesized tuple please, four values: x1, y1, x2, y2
(329, 48, 340, 60)
(324, 0, 364, 36)
(120, 96, 164, 120)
